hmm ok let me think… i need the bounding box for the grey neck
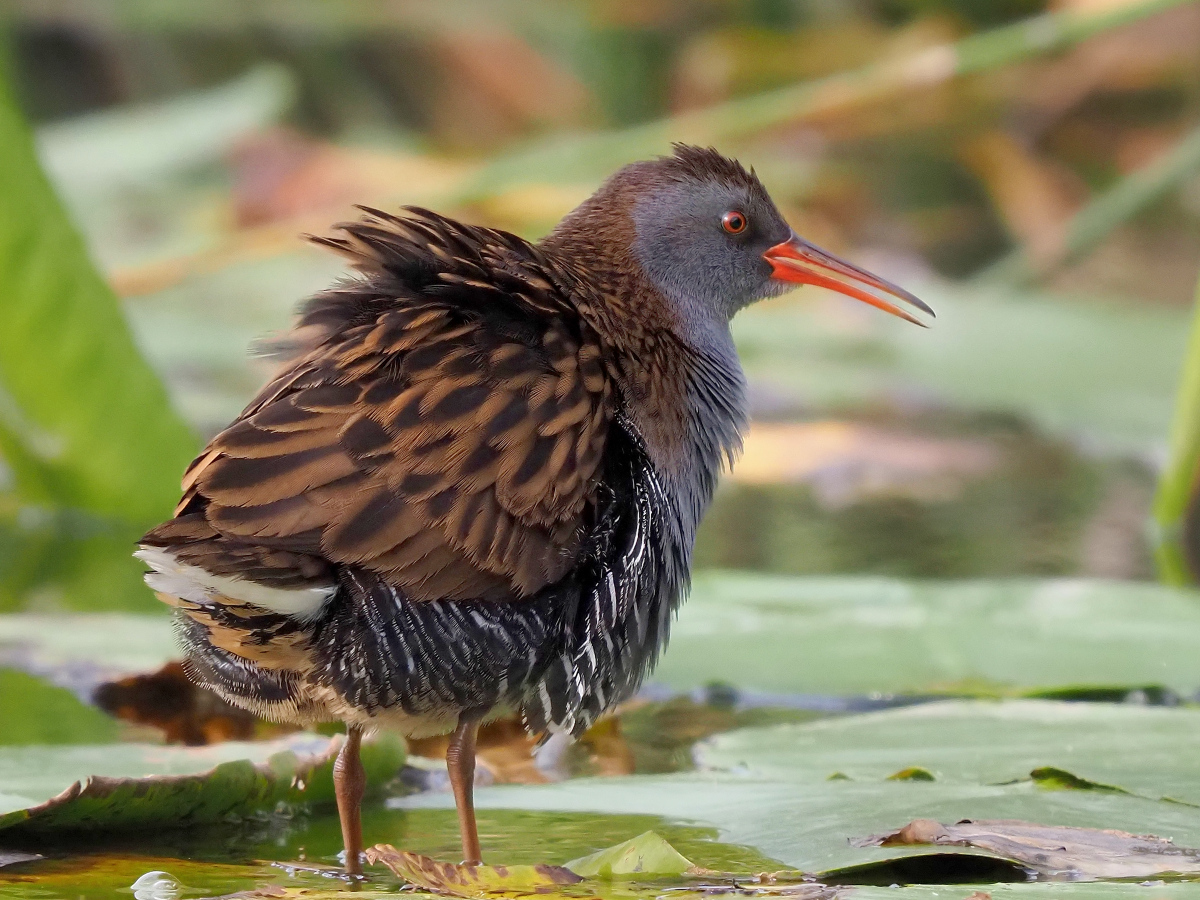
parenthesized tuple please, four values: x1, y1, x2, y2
(631, 308, 748, 552)
(673, 318, 748, 541)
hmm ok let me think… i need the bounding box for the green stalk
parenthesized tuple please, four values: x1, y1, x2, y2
(450, 0, 1192, 203)
(1154, 274, 1200, 585)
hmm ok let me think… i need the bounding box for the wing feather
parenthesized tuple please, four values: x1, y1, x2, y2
(147, 208, 613, 606)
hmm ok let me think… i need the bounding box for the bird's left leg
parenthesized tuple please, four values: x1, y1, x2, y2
(445, 708, 486, 864)
(334, 725, 366, 876)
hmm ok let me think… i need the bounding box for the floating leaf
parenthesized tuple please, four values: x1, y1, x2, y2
(886, 768, 935, 783)
(696, 701, 1200, 804)
(566, 831, 699, 877)
(858, 818, 1200, 879)
(658, 576, 1200, 697)
(365, 845, 583, 898)
(1028, 767, 1128, 794)
(402, 700, 1200, 873)
(0, 732, 403, 835)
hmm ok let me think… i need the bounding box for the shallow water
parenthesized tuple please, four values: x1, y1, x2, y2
(3, 806, 783, 899)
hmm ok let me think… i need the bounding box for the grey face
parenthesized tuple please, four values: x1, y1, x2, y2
(631, 179, 793, 324)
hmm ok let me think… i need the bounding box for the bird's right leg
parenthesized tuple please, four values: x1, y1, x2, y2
(445, 709, 485, 864)
(333, 725, 365, 876)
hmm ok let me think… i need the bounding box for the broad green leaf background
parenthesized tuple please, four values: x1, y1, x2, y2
(0, 69, 196, 526)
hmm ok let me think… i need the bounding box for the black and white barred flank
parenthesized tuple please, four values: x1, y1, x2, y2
(522, 423, 685, 737)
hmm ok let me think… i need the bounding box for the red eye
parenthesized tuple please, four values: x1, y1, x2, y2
(722, 211, 747, 234)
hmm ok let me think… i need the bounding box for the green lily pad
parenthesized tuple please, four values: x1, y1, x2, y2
(695, 700, 1200, 804)
(397, 700, 1200, 875)
(656, 575, 1200, 697)
(566, 831, 698, 877)
(0, 732, 404, 835)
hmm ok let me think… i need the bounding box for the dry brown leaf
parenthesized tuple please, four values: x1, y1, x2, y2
(94, 661, 275, 745)
(365, 845, 584, 898)
(857, 818, 1200, 879)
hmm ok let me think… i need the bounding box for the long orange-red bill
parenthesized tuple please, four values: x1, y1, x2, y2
(764, 234, 933, 326)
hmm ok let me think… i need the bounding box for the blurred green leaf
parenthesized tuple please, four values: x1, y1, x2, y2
(0, 511, 167, 611)
(0, 669, 122, 746)
(735, 283, 1189, 453)
(0, 65, 197, 527)
(987, 123, 1200, 285)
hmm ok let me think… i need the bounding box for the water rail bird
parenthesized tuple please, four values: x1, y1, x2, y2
(137, 145, 931, 874)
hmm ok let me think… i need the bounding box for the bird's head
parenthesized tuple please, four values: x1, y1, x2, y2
(546, 144, 931, 329)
